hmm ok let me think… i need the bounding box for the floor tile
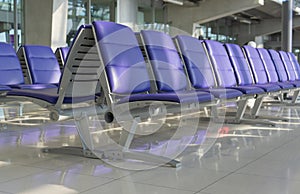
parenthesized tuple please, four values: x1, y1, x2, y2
(238, 155, 300, 181)
(203, 173, 300, 194)
(1, 105, 300, 193)
(120, 166, 228, 192)
(25, 155, 85, 170)
(81, 180, 194, 194)
(0, 164, 45, 183)
(58, 158, 135, 179)
(181, 151, 255, 172)
(0, 170, 113, 193)
(0, 147, 54, 165)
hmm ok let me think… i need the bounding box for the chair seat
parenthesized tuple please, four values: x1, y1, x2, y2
(118, 91, 214, 104)
(251, 83, 281, 92)
(8, 88, 95, 104)
(229, 86, 265, 95)
(198, 88, 243, 99)
(0, 85, 11, 92)
(289, 80, 300, 87)
(10, 84, 57, 90)
(274, 82, 295, 89)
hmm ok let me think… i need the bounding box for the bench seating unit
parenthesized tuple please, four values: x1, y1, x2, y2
(91, 21, 219, 168)
(1, 25, 105, 159)
(200, 40, 266, 122)
(174, 35, 265, 123)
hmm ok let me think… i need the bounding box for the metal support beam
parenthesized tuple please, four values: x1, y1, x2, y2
(282, 0, 293, 52)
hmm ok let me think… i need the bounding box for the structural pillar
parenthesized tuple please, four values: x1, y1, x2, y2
(282, 0, 293, 52)
(116, 0, 138, 28)
(24, 0, 67, 50)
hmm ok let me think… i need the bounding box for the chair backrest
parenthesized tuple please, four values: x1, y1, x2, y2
(92, 21, 150, 97)
(279, 51, 296, 81)
(203, 40, 237, 87)
(268, 49, 289, 82)
(21, 45, 61, 84)
(60, 47, 69, 62)
(287, 52, 300, 79)
(256, 48, 279, 83)
(175, 35, 216, 89)
(0, 42, 24, 85)
(224, 43, 253, 86)
(55, 46, 69, 69)
(56, 24, 101, 105)
(140, 30, 187, 92)
(243, 45, 269, 84)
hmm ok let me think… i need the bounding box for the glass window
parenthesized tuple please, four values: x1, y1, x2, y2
(0, 0, 23, 48)
(67, 0, 114, 45)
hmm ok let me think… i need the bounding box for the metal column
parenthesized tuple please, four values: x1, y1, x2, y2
(282, 0, 293, 52)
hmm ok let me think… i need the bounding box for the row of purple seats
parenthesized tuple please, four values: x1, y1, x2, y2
(243, 46, 300, 101)
(174, 37, 267, 121)
(170, 34, 300, 119)
(136, 31, 257, 123)
(92, 21, 289, 128)
(92, 21, 221, 167)
(94, 21, 214, 107)
(207, 40, 300, 117)
(0, 21, 210, 168)
(1, 20, 298, 167)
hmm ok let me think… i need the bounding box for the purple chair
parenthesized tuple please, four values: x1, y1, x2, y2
(18, 45, 61, 86)
(224, 43, 289, 118)
(0, 42, 56, 90)
(242, 45, 282, 92)
(287, 52, 300, 80)
(93, 22, 214, 106)
(92, 21, 217, 168)
(175, 35, 249, 99)
(279, 51, 298, 82)
(257, 48, 294, 89)
(202, 40, 268, 120)
(140, 31, 242, 101)
(268, 49, 300, 87)
(195, 39, 264, 96)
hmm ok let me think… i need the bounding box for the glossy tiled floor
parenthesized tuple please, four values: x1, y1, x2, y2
(0, 104, 300, 193)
